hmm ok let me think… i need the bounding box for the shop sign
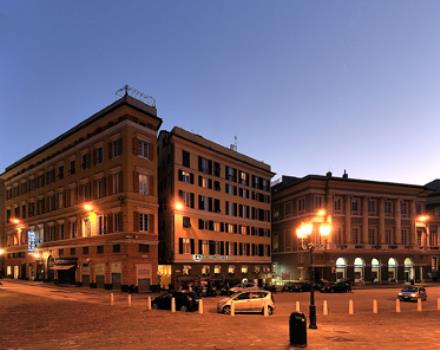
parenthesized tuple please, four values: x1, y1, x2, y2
(27, 231, 36, 252)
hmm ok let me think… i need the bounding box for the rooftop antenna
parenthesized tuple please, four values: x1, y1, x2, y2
(115, 84, 157, 107)
(230, 136, 238, 151)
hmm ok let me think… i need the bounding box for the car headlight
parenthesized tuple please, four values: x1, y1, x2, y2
(398, 292, 402, 296)
(411, 293, 417, 297)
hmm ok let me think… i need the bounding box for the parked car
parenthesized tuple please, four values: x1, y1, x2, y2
(217, 290, 275, 315)
(229, 282, 260, 294)
(398, 285, 427, 302)
(152, 291, 200, 312)
(282, 282, 312, 293)
(319, 280, 351, 293)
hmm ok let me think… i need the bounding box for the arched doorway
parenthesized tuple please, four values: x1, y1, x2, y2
(371, 258, 380, 283)
(335, 257, 347, 281)
(354, 258, 365, 284)
(404, 258, 415, 283)
(388, 258, 397, 283)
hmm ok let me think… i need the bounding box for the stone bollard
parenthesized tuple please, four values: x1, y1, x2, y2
(349, 299, 354, 315)
(171, 297, 176, 313)
(146, 296, 151, 311)
(373, 299, 378, 314)
(231, 301, 235, 317)
(295, 301, 300, 312)
(128, 294, 132, 307)
(110, 292, 114, 306)
(199, 299, 204, 315)
(396, 298, 401, 313)
(437, 297, 440, 311)
(263, 300, 269, 317)
(323, 300, 329, 316)
(417, 298, 422, 312)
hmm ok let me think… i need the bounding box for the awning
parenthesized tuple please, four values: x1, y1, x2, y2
(50, 265, 75, 271)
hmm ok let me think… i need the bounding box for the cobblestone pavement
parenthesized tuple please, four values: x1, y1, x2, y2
(1, 280, 440, 350)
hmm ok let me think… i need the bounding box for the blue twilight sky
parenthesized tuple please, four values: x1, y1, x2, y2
(1, 1, 440, 185)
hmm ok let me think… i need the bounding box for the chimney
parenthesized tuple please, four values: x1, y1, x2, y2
(326, 171, 332, 177)
(342, 170, 348, 179)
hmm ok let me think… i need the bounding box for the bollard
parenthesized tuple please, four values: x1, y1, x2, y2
(323, 300, 328, 316)
(295, 301, 300, 312)
(171, 297, 176, 313)
(110, 292, 114, 306)
(437, 297, 440, 311)
(349, 299, 354, 315)
(199, 299, 204, 315)
(146, 296, 151, 311)
(264, 300, 269, 317)
(231, 301, 235, 317)
(128, 294, 132, 307)
(417, 298, 422, 312)
(396, 298, 401, 313)
(373, 299, 378, 314)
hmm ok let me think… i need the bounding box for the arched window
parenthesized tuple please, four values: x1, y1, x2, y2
(336, 257, 347, 267)
(354, 257, 364, 267)
(388, 257, 397, 267)
(371, 258, 380, 267)
(404, 258, 413, 267)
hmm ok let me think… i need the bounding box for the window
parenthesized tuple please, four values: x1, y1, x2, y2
(59, 249, 64, 257)
(226, 166, 236, 181)
(368, 227, 378, 245)
(112, 172, 122, 194)
(178, 190, 194, 208)
(58, 166, 64, 180)
(334, 197, 343, 214)
(351, 198, 361, 215)
(139, 244, 149, 253)
(70, 248, 76, 256)
(298, 198, 305, 213)
(202, 265, 210, 276)
(112, 244, 121, 253)
(385, 200, 393, 216)
(138, 140, 151, 159)
(81, 153, 91, 170)
(139, 213, 149, 232)
(209, 240, 216, 255)
(182, 150, 190, 167)
(94, 147, 103, 164)
(241, 265, 248, 274)
(182, 216, 191, 228)
(214, 162, 221, 177)
(228, 265, 235, 274)
(82, 246, 89, 255)
(139, 174, 149, 195)
(401, 201, 409, 217)
(402, 228, 410, 245)
(97, 245, 104, 254)
(178, 238, 192, 254)
(239, 171, 248, 185)
(98, 215, 106, 235)
(386, 228, 395, 245)
(178, 170, 193, 184)
(368, 199, 377, 216)
(110, 138, 122, 159)
(69, 160, 76, 175)
(199, 156, 211, 174)
(314, 196, 323, 209)
(352, 227, 362, 245)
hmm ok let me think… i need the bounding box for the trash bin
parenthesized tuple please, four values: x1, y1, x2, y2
(289, 312, 307, 347)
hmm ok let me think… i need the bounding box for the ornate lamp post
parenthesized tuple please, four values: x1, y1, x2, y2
(296, 212, 332, 329)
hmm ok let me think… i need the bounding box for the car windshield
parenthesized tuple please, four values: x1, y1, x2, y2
(401, 287, 417, 292)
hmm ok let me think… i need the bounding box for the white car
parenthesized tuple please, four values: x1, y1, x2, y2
(229, 282, 260, 294)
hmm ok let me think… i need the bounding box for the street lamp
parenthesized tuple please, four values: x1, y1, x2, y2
(296, 214, 332, 330)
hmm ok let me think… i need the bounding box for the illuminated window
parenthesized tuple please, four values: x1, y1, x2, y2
(139, 213, 149, 232)
(139, 174, 149, 195)
(202, 265, 210, 275)
(214, 265, 221, 274)
(182, 265, 191, 275)
(228, 265, 235, 274)
(241, 265, 248, 274)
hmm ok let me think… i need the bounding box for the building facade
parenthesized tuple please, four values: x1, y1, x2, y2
(158, 128, 273, 288)
(0, 95, 161, 291)
(271, 173, 438, 285)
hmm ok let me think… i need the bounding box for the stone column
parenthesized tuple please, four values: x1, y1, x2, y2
(345, 195, 351, 244)
(379, 198, 386, 244)
(362, 197, 369, 244)
(395, 199, 401, 245)
(425, 225, 430, 248)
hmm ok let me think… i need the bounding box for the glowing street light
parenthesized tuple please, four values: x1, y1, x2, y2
(83, 203, 94, 212)
(296, 213, 333, 330)
(10, 218, 21, 225)
(174, 201, 184, 211)
(0, 248, 5, 256)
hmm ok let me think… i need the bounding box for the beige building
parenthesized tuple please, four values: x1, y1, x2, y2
(158, 127, 273, 288)
(271, 173, 438, 285)
(1, 95, 161, 291)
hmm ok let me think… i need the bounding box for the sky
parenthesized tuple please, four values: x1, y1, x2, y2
(1, 1, 440, 185)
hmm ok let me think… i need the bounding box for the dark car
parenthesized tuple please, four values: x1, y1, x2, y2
(319, 280, 351, 293)
(152, 291, 199, 312)
(283, 282, 312, 293)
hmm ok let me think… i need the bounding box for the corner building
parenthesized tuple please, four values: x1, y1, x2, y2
(158, 128, 273, 288)
(272, 174, 439, 285)
(1, 96, 161, 291)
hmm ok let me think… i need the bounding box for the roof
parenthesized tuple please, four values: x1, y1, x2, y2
(166, 127, 274, 175)
(3, 95, 162, 175)
(272, 174, 430, 193)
